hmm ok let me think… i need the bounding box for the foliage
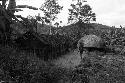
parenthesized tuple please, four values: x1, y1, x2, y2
(40, 0, 63, 23)
(2, 44, 125, 83)
(1, 0, 125, 83)
(67, 0, 96, 39)
(16, 5, 38, 10)
(0, 45, 70, 83)
(100, 27, 125, 54)
(2, 21, 125, 83)
(70, 52, 125, 83)
(58, 22, 94, 45)
(0, 0, 40, 40)
(13, 30, 74, 60)
(39, 0, 63, 35)
(68, 0, 96, 24)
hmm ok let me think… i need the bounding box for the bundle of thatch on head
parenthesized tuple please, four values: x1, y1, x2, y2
(77, 35, 104, 48)
(77, 34, 112, 60)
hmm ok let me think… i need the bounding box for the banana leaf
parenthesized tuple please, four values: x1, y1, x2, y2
(16, 5, 38, 10)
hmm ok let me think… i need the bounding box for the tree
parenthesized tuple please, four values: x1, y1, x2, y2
(8, 1, 41, 32)
(54, 22, 59, 28)
(0, 0, 8, 8)
(68, 0, 96, 24)
(40, 0, 63, 35)
(54, 21, 62, 34)
(0, 0, 43, 40)
(68, 0, 96, 38)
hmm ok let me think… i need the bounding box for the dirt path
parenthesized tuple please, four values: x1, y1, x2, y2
(52, 49, 82, 69)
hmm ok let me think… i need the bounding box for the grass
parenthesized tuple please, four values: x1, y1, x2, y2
(1, 43, 125, 83)
(1, 38, 125, 83)
(1, 22, 125, 83)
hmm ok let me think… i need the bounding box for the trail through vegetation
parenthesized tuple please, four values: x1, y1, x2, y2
(52, 49, 82, 69)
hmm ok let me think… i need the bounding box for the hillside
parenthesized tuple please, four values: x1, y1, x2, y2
(91, 23, 113, 30)
(36, 22, 119, 36)
(1, 22, 125, 82)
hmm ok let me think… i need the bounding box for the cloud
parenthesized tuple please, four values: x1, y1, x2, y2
(97, 12, 125, 27)
(58, 0, 125, 27)
(15, 0, 125, 27)
(86, 0, 125, 27)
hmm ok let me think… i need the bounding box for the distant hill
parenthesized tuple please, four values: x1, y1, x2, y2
(36, 22, 121, 37)
(91, 23, 112, 29)
(56, 23, 113, 36)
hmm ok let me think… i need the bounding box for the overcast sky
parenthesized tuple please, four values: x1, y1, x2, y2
(14, 0, 125, 27)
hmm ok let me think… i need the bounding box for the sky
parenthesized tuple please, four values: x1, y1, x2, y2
(11, 0, 125, 27)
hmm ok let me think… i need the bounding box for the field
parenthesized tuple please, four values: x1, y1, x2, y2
(1, 22, 125, 83)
